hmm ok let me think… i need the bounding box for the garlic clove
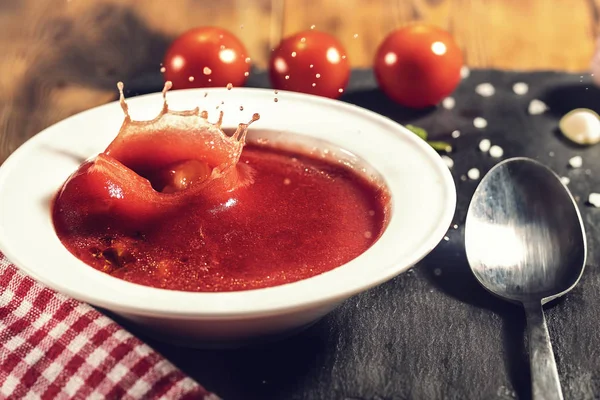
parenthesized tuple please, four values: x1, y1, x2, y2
(559, 108, 600, 145)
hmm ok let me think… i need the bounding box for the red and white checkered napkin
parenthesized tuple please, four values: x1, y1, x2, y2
(0, 252, 219, 400)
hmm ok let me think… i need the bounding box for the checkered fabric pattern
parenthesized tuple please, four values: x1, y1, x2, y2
(0, 253, 219, 400)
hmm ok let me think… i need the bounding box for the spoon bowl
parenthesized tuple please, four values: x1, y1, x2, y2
(465, 157, 586, 304)
(465, 157, 587, 400)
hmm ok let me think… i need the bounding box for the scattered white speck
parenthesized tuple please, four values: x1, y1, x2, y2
(364, 231, 373, 239)
(560, 176, 570, 185)
(589, 193, 600, 207)
(460, 175, 467, 181)
(460, 65, 470, 79)
(453, 224, 459, 229)
(528, 99, 548, 115)
(489, 145, 504, 158)
(443, 236, 449, 241)
(451, 130, 461, 138)
(569, 155, 583, 168)
(434, 268, 443, 276)
(441, 155, 454, 169)
(160, 66, 166, 73)
(467, 168, 480, 180)
(442, 97, 455, 109)
(549, 151, 555, 157)
(586, 169, 592, 175)
(283, 178, 291, 185)
(473, 117, 487, 129)
(512, 82, 529, 95)
(475, 83, 495, 97)
(479, 139, 491, 152)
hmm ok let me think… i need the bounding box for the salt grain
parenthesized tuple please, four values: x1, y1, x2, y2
(569, 156, 583, 168)
(460, 65, 470, 79)
(489, 145, 504, 158)
(528, 99, 548, 115)
(442, 97, 455, 110)
(473, 117, 488, 129)
(589, 193, 600, 207)
(467, 168, 481, 180)
(513, 82, 529, 95)
(441, 155, 454, 169)
(560, 176, 570, 185)
(479, 139, 491, 152)
(475, 83, 495, 97)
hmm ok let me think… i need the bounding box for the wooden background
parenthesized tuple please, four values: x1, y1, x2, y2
(0, 0, 599, 163)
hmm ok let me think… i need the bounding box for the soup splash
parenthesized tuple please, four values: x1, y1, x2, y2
(52, 83, 390, 292)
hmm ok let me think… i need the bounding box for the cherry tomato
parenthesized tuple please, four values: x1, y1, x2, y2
(374, 24, 463, 108)
(163, 27, 250, 89)
(269, 30, 350, 99)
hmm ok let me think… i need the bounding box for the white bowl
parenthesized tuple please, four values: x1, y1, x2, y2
(0, 87, 456, 347)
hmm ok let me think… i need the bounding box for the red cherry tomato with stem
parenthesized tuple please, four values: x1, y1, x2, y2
(374, 24, 463, 108)
(269, 30, 350, 99)
(163, 27, 250, 90)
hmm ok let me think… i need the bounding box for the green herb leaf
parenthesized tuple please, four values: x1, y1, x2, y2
(427, 141, 453, 153)
(405, 124, 428, 141)
(405, 124, 452, 153)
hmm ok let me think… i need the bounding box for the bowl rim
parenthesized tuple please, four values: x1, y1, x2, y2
(0, 87, 456, 319)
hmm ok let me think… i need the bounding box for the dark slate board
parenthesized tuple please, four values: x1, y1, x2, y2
(119, 69, 600, 400)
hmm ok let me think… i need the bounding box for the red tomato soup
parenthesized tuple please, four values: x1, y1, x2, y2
(52, 101, 390, 292)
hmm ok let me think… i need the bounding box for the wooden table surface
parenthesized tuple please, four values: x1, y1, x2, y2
(0, 0, 598, 162)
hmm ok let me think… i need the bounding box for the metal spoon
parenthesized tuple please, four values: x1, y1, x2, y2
(465, 157, 587, 400)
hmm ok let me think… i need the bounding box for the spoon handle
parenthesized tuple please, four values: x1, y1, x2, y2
(524, 302, 563, 400)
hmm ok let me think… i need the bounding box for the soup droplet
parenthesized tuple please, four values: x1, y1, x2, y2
(188, 76, 195, 82)
(160, 66, 166, 73)
(338, 88, 344, 93)
(274, 98, 279, 103)
(310, 24, 316, 29)
(245, 57, 251, 63)
(244, 72, 249, 77)
(274, 90, 279, 94)
(240, 106, 244, 111)
(203, 67, 212, 75)
(227, 83, 233, 90)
